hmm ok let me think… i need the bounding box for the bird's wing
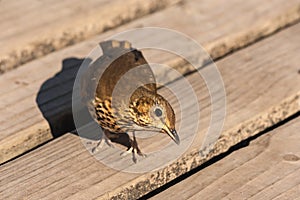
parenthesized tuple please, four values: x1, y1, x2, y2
(81, 40, 157, 105)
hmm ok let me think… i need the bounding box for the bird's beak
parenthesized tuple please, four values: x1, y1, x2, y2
(163, 125, 180, 145)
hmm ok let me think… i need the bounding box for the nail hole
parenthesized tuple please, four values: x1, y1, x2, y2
(283, 154, 300, 162)
(15, 81, 28, 85)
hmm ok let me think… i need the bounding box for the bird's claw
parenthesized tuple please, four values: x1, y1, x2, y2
(92, 136, 114, 153)
(120, 141, 147, 163)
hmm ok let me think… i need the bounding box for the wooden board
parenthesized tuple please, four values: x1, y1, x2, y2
(0, 23, 299, 200)
(1, 0, 300, 73)
(151, 117, 300, 200)
(0, 0, 180, 73)
(1, 0, 300, 164)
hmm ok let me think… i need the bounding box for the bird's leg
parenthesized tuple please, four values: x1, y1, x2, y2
(131, 132, 144, 156)
(121, 131, 146, 163)
(92, 129, 115, 153)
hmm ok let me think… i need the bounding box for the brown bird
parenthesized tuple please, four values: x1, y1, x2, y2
(81, 40, 179, 162)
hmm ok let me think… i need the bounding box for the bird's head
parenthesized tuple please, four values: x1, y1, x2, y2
(130, 91, 180, 145)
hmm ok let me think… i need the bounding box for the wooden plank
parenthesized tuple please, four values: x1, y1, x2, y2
(0, 22, 299, 200)
(0, 0, 180, 73)
(1, 0, 300, 164)
(151, 117, 300, 200)
(1, 0, 300, 74)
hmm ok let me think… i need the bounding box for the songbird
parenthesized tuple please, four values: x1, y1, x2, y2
(81, 40, 179, 162)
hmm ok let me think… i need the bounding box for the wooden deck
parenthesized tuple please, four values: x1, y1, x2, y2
(0, 0, 300, 199)
(152, 117, 300, 200)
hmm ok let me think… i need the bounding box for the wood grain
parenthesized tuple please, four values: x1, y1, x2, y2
(151, 118, 300, 200)
(0, 0, 181, 73)
(0, 23, 299, 200)
(1, 0, 300, 164)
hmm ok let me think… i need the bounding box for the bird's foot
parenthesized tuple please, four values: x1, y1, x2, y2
(92, 135, 114, 153)
(121, 139, 147, 163)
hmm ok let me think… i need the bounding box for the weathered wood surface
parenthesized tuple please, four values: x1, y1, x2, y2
(1, 0, 300, 164)
(152, 117, 300, 200)
(0, 0, 180, 73)
(0, 23, 299, 200)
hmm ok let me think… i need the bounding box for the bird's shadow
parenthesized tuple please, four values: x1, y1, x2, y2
(36, 57, 87, 137)
(35, 57, 131, 149)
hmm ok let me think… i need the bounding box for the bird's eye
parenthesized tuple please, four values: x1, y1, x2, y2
(154, 108, 163, 117)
